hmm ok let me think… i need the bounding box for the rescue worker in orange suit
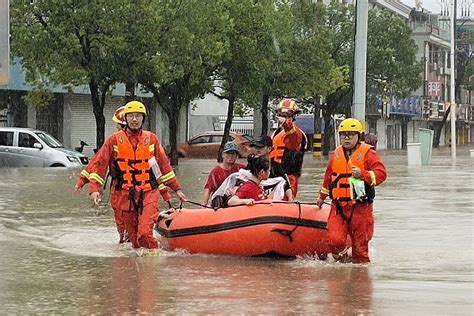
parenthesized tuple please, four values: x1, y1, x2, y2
(269, 99, 307, 198)
(316, 118, 387, 264)
(82, 101, 186, 256)
(75, 105, 172, 244)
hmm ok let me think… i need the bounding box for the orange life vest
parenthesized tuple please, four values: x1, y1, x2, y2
(269, 127, 307, 176)
(330, 143, 371, 204)
(113, 130, 157, 192)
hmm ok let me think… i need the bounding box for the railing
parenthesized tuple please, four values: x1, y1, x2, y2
(219, 116, 254, 137)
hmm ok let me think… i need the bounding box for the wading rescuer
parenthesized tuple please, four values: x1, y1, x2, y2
(316, 118, 387, 264)
(81, 101, 186, 256)
(269, 98, 307, 198)
(75, 105, 173, 244)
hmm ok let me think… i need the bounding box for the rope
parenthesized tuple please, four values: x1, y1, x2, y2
(174, 199, 332, 210)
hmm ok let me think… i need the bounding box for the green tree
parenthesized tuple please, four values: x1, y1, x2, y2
(11, 0, 132, 148)
(322, 4, 422, 154)
(137, 0, 230, 165)
(250, 0, 347, 136)
(211, 0, 276, 161)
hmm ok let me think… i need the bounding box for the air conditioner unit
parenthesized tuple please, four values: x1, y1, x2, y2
(432, 62, 438, 71)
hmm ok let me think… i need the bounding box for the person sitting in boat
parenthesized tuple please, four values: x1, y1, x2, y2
(250, 135, 293, 201)
(227, 155, 272, 206)
(201, 141, 245, 206)
(249, 135, 273, 158)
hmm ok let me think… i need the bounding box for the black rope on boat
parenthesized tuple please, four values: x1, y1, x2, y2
(184, 200, 216, 210)
(175, 199, 332, 212)
(270, 201, 303, 242)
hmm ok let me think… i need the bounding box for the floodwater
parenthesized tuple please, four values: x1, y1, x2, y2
(0, 146, 473, 314)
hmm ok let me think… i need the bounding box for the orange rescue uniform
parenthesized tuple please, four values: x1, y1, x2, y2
(76, 151, 171, 243)
(318, 143, 387, 263)
(269, 122, 307, 197)
(85, 129, 181, 249)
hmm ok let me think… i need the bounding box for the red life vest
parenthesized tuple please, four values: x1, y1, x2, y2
(113, 130, 156, 192)
(330, 143, 371, 204)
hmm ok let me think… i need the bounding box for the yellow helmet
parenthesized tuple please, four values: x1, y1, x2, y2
(338, 118, 363, 133)
(123, 101, 147, 116)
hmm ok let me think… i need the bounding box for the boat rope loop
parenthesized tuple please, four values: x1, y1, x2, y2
(270, 201, 302, 242)
(180, 199, 330, 211)
(181, 200, 219, 211)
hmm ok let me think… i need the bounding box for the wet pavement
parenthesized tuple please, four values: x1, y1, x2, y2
(0, 146, 473, 314)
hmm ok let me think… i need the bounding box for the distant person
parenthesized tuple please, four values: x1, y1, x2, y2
(316, 118, 387, 264)
(77, 101, 186, 256)
(201, 141, 245, 206)
(75, 105, 172, 244)
(112, 105, 127, 131)
(269, 99, 307, 198)
(227, 155, 271, 206)
(363, 133, 378, 149)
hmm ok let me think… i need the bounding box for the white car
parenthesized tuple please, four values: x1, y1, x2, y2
(0, 127, 88, 168)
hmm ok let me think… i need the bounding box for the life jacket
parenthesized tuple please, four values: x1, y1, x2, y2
(329, 142, 374, 205)
(270, 127, 307, 176)
(112, 130, 158, 192)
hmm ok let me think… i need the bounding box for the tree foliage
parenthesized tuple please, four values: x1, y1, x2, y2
(11, 0, 131, 148)
(11, 1, 424, 162)
(321, 4, 422, 154)
(139, 0, 230, 165)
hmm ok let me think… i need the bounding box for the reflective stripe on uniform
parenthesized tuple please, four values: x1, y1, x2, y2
(80, 169, 90, 178)
(368, 170, 376, 186)
(160, 170, 176, 183)
(320, 187, 329, 195)
(89, 173, 105, 186)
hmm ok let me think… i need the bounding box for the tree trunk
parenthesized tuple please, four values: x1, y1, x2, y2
(260, 94, 270, 135)
(401, 117, 408, 150)
(218, 94, 235, 162)
(168, 106, 180, 166)
(433, 105, 450, 148)
(322, 114, 333, 156)
(125, 82, 135, 102)
(89, 82, 105, 150)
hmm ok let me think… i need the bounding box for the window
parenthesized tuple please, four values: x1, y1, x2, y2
(212, 135, 223, 143)
(19, 132, 38, 148)
(0, 131, 13, 146)
(190, 136, 211, 145)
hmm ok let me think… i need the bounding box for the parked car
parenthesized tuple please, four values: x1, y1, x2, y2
(0, 127, 88, 168)
(168, 131, 252, 158)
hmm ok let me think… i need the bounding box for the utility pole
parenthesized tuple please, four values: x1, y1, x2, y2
(449, 0, 457, 160)
(352, 0, 369, 130)
(0, 0, 9, 86)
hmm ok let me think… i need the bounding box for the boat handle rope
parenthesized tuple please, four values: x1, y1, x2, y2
(270, 201, 303, 242)
(170, 200, 331, 212)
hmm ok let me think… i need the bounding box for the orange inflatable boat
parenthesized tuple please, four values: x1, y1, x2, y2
(155, 201, 331, 258)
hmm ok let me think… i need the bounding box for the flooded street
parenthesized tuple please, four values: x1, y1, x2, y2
(0, 147, 473, 314)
